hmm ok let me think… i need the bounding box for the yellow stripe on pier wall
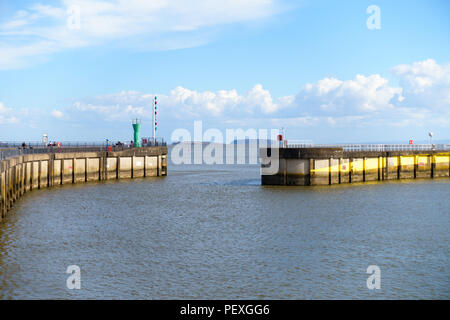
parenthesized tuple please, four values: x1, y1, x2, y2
(399, 156, 415, 179)
(0, 147, 168, 222)
(330, 158, 339, 184)
(310, 159, 330, 185)
(351, 158, 364, 182)
(364, 157, 379, 181)
(309, 153, 450, 185)
(434, 155, 450, 177)
(339, 158, 350, 184)
(385, 156, 399, 180)
(261, 148, 450, 186)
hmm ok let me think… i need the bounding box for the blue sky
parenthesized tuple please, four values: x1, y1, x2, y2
(0, 0, 449, 143)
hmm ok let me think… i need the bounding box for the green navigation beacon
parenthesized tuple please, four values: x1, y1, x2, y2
(132, 118, 142, 147)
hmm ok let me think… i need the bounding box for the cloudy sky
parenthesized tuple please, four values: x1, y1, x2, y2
(0, 0, 449, 143)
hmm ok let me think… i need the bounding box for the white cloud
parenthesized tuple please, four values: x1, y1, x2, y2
(166, 86, 242, 117)
(57, 60, 449, 129)
(67, 84, 293, 122)
(0, 0, 281, 69)
(245, 84, 280, 113)
(51, 109, 64, 118)
(0, 102, 20, 124)
(392, 59, 450, 112)
(1, 60, 449, 135)
(297, 74, 404, 115)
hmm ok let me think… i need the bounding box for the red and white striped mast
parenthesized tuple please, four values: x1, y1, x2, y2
(152, 96, 157, 144)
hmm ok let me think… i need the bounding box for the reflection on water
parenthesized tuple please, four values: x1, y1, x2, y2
(0, 159, 449, 299)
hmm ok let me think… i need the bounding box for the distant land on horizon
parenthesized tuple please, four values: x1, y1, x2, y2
(170, 138, 450, 146)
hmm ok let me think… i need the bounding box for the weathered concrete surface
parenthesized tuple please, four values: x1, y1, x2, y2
(74, 159, 86, 183)
(285, 159, 309, 186)
(310, 159, 330, 185)
(416, 155, 431, 179)
(0, 146, 168, 221)
(365, 158, 379, 182)
(350, 158, 364, 183)
(434, 155, 450, 177)
(399, 156, 415, 179)
(87, 158, 100, 182)
(106, 157, 117, 180)
(145, 156, 158, 177)
(133, 156, 145, 178)
(32, 161, 39, 189)
(261, 147, 450, 186)
(62, 159, 73, 184)
(119, 157, 132, 179)
(385, 156, 399, 180)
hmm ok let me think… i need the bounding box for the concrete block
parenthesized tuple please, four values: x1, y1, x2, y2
(311, 159, 329, 185)
(416, 155, 431, 179)
(434, 155, 449, 177)
(286, 159, 309, 185)
(365, 157, 379, 181)
(145, 156, 158, 177)
(106, 157, 117, 180)
(386, 157, 399, 180)
(25, 162, 31, 191)
(40, 160, 49, 188)
(400, 156, 415, 179)
(330, 158, 339, 184)
(351, 158, 364, 182)
(74, 159, 86, 183)
(62, 159, 73, 184)
(133, 156, 145, 178)
(119, 157, 132, 179)
(87, 158, 100, 181)
(339, 158, 350, 184)
(53, 160, 61, 185)
(32, 161, 39, 189)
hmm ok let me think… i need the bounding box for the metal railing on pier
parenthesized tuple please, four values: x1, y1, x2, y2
(0, 139, 167, 160)
(0, 146, 116, 161)
(285, 143, 450, 152)
(0, 149, 22, 161)
(1, 141, 108, 148)
(141, 138, 167, 147)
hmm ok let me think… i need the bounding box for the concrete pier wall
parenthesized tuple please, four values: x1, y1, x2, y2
(261, 147, 450, 186)
(0, 147, 167, 222)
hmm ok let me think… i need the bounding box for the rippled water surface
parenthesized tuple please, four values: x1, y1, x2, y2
(0, 158, 449, 299)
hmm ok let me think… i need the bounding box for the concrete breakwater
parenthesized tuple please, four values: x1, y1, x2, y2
(260, 147, 450, 186)
(0, 147, 167, 221)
